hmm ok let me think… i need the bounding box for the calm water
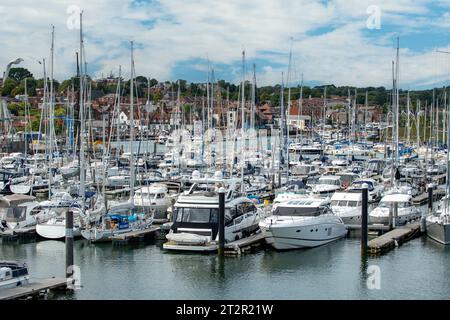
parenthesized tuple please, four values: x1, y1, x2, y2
(1, 233, 450, 300)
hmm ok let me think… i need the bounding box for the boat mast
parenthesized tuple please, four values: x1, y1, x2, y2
(299, 73, 304, 150)
(130, 41, 135, 201)
(406, 91, 410, 146)
(416, 99, 420, 147)
(443, 90, 446, 144)
(48, 25, 55, 199)
(117, 66, 121, 146)
(241, 50, 246, 193)
(279, 72, 285, 188)
(79, 11, 86, 213)
(251, 64, 256, 130)
(394, 37, 400, 186)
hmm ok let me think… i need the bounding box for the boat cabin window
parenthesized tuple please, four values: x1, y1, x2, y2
(346, 201, 359, 207)
(331, 200, 340, 206)
(156, 193, 165, 199)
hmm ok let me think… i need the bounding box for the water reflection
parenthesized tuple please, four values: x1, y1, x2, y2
(1, 235, 450, 299)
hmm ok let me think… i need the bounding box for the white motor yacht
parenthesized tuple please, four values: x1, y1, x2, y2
(259, 197, 347, 250)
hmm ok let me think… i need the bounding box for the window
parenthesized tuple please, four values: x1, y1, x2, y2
(1, 207, 26, 222)
(174, 209, 182, 222)
(347, 201, 358, 207)
(176, 208, 217, 223)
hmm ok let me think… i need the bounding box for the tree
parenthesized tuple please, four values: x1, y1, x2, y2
(7, 67, 33, 82)
(1, 78, 18, 96)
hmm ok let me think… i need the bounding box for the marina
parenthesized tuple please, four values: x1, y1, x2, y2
(2, 1, 450, 303)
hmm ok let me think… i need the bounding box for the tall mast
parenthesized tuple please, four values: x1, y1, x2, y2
(323, 86, 326, 145)
(48, 25, 55, 199)
(406, 91, 410, 146)
(129, 41, 135, 200)
(287, 41, 292, 161)
(416, 99, 420, 147)
(206, 59, 210, 133)
(251, 64, 256, 130)
(299, 73, 303, 145)
(447, 87, 450, 198)
(24, 78, 28, 156)
(241, 50, 246, 193)
(279, 72, 286, 188)
(364, 90, 368, 144)
(443, 90, 447, 144)
(117, 66, 121, 145)
(79, 11, 86, 211)
(394, 37, 400, 180)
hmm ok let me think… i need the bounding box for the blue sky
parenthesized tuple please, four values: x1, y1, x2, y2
(1, 0, 450, 89)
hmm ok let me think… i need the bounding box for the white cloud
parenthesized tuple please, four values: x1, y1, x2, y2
(0, 0, 449, 89)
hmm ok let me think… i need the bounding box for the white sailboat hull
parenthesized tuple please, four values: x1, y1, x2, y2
(36, 222, 81, 240)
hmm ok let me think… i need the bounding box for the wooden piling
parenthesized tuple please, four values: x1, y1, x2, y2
(361, 185, 368, 255)
(218, 188, 225, 257)
(65, 210, 74, 279)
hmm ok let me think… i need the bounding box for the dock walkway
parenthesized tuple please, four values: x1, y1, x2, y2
(0, 278, 67, 300)
(111, 226, 160, 245)
(367, 222, 421, 255)
(224, 232, 266, 255)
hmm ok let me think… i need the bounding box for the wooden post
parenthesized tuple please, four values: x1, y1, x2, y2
(65, 209, 74, 280)
(428, 185, 433, 215)
(218, 188, 226, 256)
(389, 203, 393, 229)
(361, 184, 368, 255)
(393, 202, 398, 228)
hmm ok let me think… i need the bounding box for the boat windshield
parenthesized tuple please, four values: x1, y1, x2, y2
(174, 208, 219, 223)
(332, 200, 359, 207)
(0, 207, 27, 222)
(352, 181, 374, 190)
(273, 205, 325, 217)
(378, 201, 410, 208)
(319, 179, 340, 186)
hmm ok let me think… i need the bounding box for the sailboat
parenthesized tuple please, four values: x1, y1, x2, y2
(81, 41, 153, 242)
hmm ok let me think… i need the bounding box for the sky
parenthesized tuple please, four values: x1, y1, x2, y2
(1, 0, 450, 89)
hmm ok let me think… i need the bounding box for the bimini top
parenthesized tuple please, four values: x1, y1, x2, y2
(0, 194, 36, 207)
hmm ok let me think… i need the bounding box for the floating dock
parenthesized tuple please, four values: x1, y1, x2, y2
(224, 231, 266, 256)
(367, 222, 421, 255)
(0, 278, 67, 300)
(162, 232, 267, 254)
(412, 189, 445, 206)
(111, 226, 160, 246)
